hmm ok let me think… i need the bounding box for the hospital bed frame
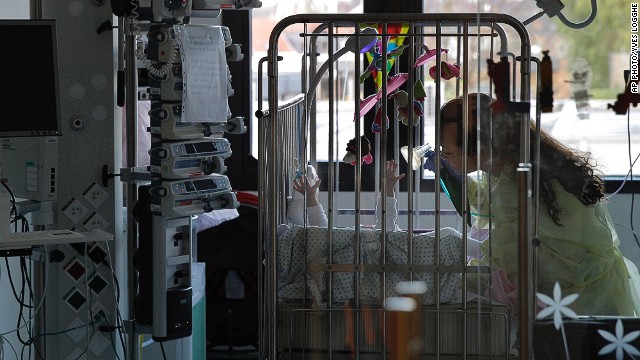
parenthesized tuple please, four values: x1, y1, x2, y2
(259, 13, 533, 360)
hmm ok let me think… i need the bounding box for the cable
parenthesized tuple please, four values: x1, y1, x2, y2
(1, 334, 19, 360)
(15, 257, 35, 353)
(146, 40, 178, 78)
(605, 152, 640, 200)
(105, 241, 128, 357)
(627, 109, 639, 247)
(160, 341, 167, 360)
(21, 257, 34, 307)
(614, 222, 640, 240)
(147, 24, 180, 79)
(101, 314, 122, 360)
(130, 0, 141, 32)
(556, 0, 598, 29)
(2, 249, 50, 360)
(524, 0, 598, 29)
(0, 178, 18, 233)
(523, 11, 545, 26)
(0, 245, 50, 338)
(19, 312, 106, 359)
(4, 258, 32, 308)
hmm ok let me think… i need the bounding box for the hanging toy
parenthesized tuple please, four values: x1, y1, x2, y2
(371, 106, 389, 133)
(360, 50, 382, 83)
(389, 90, 423, 126)
(360, 44, 408, 84)
(360, 23, 410, 89)
(358, 73, 409, 118)
(413, 78, 427, 100)
(414, 46, 448, 68)
(429, 62, 460, 80)
(388, 79, 426, 126)
(343, 135, 373, 165)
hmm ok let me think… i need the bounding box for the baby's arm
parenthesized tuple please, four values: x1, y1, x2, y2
(292, 175, 328, 226)
(376, 160, 405, 231)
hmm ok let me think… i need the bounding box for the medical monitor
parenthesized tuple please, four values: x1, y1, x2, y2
(0, 19, 61, 137)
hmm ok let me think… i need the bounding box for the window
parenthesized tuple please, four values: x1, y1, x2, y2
(251, 0, 364, 161)
(421, 0, 640, 177)
(251, 0, 640, 178)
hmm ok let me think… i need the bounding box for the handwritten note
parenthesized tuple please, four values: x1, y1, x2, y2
(177, 25, 229, 123)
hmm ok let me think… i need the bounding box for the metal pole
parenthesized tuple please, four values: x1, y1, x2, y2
(124, 17, 139, 360)
(517, 164, 533, 360)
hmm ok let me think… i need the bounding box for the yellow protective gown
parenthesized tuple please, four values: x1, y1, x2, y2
(464, 168, 640, 316)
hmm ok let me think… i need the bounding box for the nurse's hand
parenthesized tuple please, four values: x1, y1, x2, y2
(423, 150, 462, 184)
(423, 149, 438, 173)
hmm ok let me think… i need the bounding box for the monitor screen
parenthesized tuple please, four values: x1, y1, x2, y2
(0, 20, 61, 137)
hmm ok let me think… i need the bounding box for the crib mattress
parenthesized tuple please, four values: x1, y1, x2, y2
(277, 226, 465, 306)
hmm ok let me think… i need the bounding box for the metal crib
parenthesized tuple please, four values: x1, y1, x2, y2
(259, 13, 534, 360)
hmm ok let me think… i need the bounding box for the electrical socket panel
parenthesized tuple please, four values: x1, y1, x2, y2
(62, 198, 89, 224)
(83, 183, 109, 209)
(84, 212, 109, 231)
(91, 302, 109, 321)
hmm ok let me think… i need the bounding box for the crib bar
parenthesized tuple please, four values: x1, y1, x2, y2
(305, 263, 491, 273)
(434, 19, 446, 360)
(263, 13, 532, 360)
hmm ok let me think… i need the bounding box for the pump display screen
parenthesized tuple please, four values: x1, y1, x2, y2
(191, 179, 216, 191)
(184, 142, 216, 154)
(175, 158, 202, 169)
(0, 20, 61, 137)
(184, 179, 217, 192)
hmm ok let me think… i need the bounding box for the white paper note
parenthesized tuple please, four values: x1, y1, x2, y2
(177, 24, 229, 123)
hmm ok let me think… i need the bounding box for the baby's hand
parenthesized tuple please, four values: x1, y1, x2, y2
(293, 175, 321, 207)
(384, 160, 405, 195)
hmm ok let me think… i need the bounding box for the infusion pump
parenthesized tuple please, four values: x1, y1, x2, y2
(149, 138, 232, 178)
(148, 101, 246, 140)
(110, 0, 261, 19)
(148, 174, 237, 217)
(191, 0, 262, 11)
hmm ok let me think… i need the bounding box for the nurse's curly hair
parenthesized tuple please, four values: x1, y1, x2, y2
(533, 129, 605, 225)
(440, 93, 605, 226)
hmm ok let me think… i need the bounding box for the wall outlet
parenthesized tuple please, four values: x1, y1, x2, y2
(91, 302, 109, 322)
(62, 198, 89, 224)
(84, 212, 109, 231)
(83, 183, 108, 208)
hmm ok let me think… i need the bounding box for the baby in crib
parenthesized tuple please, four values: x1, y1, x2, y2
(278, 159, 478, 307)
(286, 159, 483, 255)
(287, 160, 405, 230)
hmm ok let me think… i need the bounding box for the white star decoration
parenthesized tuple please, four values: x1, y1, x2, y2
(598, 319, 640, 360)
(536, 282, 579, 330)
(536, 282, 579, 360)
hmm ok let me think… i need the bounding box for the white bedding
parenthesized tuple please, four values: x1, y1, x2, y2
(277, 226, 464, 306)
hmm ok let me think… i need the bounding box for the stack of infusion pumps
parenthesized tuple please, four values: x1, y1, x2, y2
(132, 0, 246, 341)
